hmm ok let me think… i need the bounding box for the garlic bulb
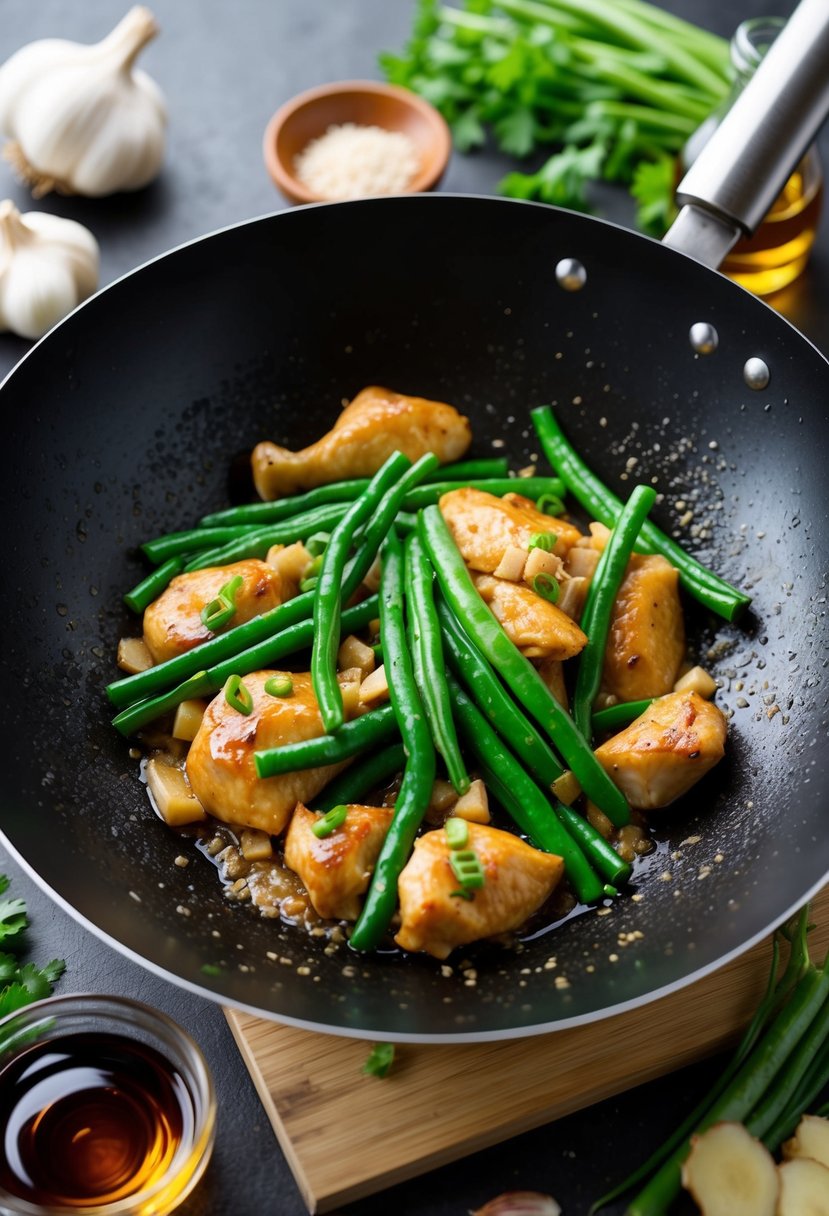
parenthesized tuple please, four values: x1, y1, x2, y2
(0, 200, 99, 339)
(0, 7, 166, 198)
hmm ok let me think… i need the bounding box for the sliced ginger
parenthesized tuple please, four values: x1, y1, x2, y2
(681, 1122, 779, 1216)
(777, 1157, 829, 1215)
(782, 1114, 829, 1170)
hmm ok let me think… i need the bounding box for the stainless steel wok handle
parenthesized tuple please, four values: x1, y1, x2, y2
(663, 0, 829, 267)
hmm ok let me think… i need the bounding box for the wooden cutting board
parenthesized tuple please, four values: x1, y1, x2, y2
(225, 884, 829, 1214)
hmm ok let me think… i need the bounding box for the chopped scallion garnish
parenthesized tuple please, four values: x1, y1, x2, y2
(528, 531, 557, 552)
(445, 816, 469, 849)
(306, 532, 331, 557)
(536, 493, 565, 517)
(312, 804, 348, 838)
(449, 847, 485, 892)
(223, 673, 253, 715)
(264, 675, 293, 698)
(201, 573, 244, 631)
(532, 572, 560, 603)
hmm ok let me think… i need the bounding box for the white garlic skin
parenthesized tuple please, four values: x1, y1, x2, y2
(0, 201, 99, 339)
(0, 7, 166, 198)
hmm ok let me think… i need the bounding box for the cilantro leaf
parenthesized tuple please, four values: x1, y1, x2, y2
(631, 154, 678, 237)
(0, 982, 40, 1019)
(499, 139, 608, 212)
(451, 106, 486, 152)
(0, 898, 28, 946)
(494, 106, 536, 157)
(0, 876, 66, 1020)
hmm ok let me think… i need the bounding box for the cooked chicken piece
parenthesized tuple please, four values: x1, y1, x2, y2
(284, 803, 394, 920)
(186, 671, 353, 835)
(595, 691, 727, 810)
(602, 554, 685, 702)
(252, 385, 471, 499)
(537, 658, 569, 709)
(471, 572, 587, 660)
(440, 487, 582, 571)
(143, 559, 282, 665)
(395, 823, 564, 959)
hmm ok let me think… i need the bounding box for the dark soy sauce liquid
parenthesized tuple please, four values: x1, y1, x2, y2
(0, 1032, 188, 1208)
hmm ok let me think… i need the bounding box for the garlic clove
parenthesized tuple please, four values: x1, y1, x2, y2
(0, 200, 99, 340)
(0, 7, 166, 198)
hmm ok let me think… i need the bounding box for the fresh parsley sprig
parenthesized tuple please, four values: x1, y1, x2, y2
(0, 874, 66, 1020)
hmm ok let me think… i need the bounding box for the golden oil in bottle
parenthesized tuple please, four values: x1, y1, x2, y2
(721, 155, 823, 295)
(682, 16, 823, 297)
(0, 1031, 186, 1208)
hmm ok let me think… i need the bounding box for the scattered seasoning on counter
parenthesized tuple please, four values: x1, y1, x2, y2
(294, 122, 419, 199)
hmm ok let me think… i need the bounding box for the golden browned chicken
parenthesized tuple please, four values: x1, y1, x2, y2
(440, 487, 582, 570)
(471, 572, 588, 660)
(595, 691, 727, 810)
(395, 822, 564, 959)
(284, 803, 394, 920)
(186, 671, 355, 835)
(252, 386, 472, 499)
(602, 554, 685, 702)
(143, 559, 282, 665)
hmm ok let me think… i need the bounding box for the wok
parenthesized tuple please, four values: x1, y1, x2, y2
(1, 191, 828, 1039)
(2, 2, 829, 1041)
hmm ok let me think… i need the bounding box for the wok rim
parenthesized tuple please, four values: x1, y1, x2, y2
(2, 828, 826, 1043)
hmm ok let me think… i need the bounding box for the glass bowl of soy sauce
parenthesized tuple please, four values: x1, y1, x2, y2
(0, 994, 216, 1216)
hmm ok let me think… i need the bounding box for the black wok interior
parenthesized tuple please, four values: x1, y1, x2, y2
(1, 194, 827, 1039)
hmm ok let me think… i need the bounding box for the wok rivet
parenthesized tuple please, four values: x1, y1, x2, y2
(555, 258, 586, 291)
(744, 357, 770, 390)
(689, 322, 718, 355)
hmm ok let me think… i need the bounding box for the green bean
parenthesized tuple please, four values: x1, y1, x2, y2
(404, 533, 469, 794)
(184, 502, 348, 572)
(106, 590, 315, 709)
(419, 506, 630, 826)
(437, 596, 563, 787)
(313, 453, 439, 734)
(112, 595, 379, 737)
(312, 743, 406, 814)
(401, 475, 566, 510)
(200, 480, 369, 528)
(310, 453, 413, 733)
(447, 676, 604, 904)
(350, 531, 436, 952)
(195, 461, 508, 531)
(554, 805, 630, 886)
(142, 526, 255, 565)
(592, 698, 654, 733)
(572, 484, 656, 740)
(531, 405, 751, 621)
(123, 556, 184, 614)
(423, 457, 509, 481)
(254, 704, 398, 778)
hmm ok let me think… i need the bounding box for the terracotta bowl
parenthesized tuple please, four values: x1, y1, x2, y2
(263, 80, 452, 204)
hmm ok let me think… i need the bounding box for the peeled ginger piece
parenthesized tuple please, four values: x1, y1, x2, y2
(777, 1157, 829, 1215)
(681, 1122, 778, 1216)
(782, 1114, 829, 1169)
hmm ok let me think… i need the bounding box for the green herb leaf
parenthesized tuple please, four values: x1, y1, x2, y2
(0, 982, 39, 1019)
(499, 139, 607, 212)
(494, 106, 536, 157)
(362, 1042, 395, 1078)
(451, 106, 486, 152)
(0, 898, 28, 946)
(631, 154, 678, 237)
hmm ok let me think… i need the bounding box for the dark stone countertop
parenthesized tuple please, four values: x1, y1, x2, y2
(1, 2, 827, 1213)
